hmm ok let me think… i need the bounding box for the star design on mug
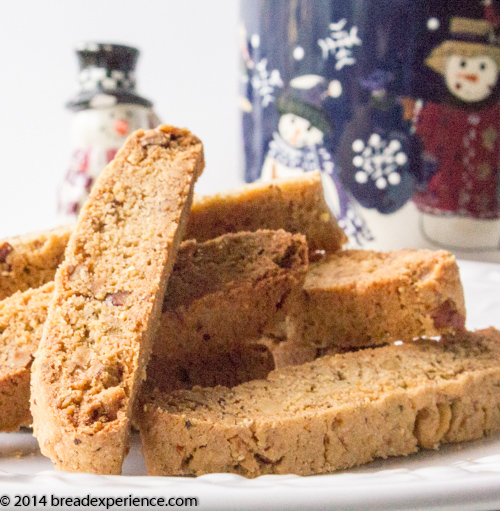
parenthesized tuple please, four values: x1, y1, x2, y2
(482, 125, 498, 152)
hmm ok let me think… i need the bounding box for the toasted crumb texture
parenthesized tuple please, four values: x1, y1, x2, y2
(0, 230, 305, 432)
(0, 172, 343, 302)
(2, 246, 464, 430)
(146, 229, 308, 392)
(0, 282, 53, 431)
(287, 249, 466, 349)
(138, 328, 500, 478)
(0, 226, 71, 301)
(30, 126, 204, 475)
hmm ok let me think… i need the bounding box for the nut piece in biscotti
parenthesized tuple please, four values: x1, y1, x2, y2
(30, 125, 204, 475)
(256, 336, 322, 369)
(0, 226, 71, 301)
(145, 229, 308, 393)
(286, 249, 465, 350)
(138, 328, 500, 478)
(0, 282, 53, 432)
(185, 171, 346, 253)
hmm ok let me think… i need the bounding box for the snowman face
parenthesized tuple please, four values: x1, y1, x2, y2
(278, 113, 324, 148)
(71, 104, 157, 147)
(445, 54, 498, 103)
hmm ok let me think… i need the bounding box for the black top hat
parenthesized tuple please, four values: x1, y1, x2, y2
(67, 42, 153, 111)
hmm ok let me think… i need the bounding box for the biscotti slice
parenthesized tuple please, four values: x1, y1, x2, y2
(1, 172, 343, 301)
(186, 171, 345, 253)
(138, 328, 500, 478)
(287, 249, 465, 350)
(31, 125, 204, 475)
(146, 229, 308, 392)
(0, 225, 71, 301)
(0, 282, 54, 432)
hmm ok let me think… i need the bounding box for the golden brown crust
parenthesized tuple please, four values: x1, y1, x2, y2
(138, 328, 500, 478)
(30, 126, 204, 474)
(185, 171, 346, 253)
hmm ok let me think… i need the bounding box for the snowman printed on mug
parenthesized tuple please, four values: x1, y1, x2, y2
(413, 18, 500, 249)
(444, 53, 498, 103)
(58, 43, 159, 223)
(261, 75, 338, 180)
(261, 75, 372, 244)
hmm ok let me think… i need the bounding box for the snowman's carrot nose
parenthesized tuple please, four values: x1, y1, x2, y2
(115, 118, 129, 135)
(457, 73, 479, 83)
(290, 129, 301, 145)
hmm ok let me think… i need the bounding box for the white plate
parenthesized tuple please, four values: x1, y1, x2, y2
(1, 260, 500, 511)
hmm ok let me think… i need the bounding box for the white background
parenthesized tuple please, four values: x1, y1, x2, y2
(0, 0, 241, 239)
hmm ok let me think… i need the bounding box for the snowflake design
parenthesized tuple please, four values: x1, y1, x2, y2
(249, 58, 283, 107)
(240, 31, 283, 108)
(351, 134, 408, 190)
(318, 19, 362, 70)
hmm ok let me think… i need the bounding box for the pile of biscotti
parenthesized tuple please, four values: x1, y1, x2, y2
(1, 126, 500, 477)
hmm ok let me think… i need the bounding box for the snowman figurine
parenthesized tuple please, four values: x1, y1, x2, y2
(261, 75, 372, 245)
(58, 43, 160, 223)
(413, 17, 500, 250)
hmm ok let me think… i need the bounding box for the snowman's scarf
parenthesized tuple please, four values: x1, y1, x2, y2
(267, 132, 373, 246)
(267, 133, 334, 173)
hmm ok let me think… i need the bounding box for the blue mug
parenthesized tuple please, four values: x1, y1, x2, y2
(240, 0, 500, 254)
